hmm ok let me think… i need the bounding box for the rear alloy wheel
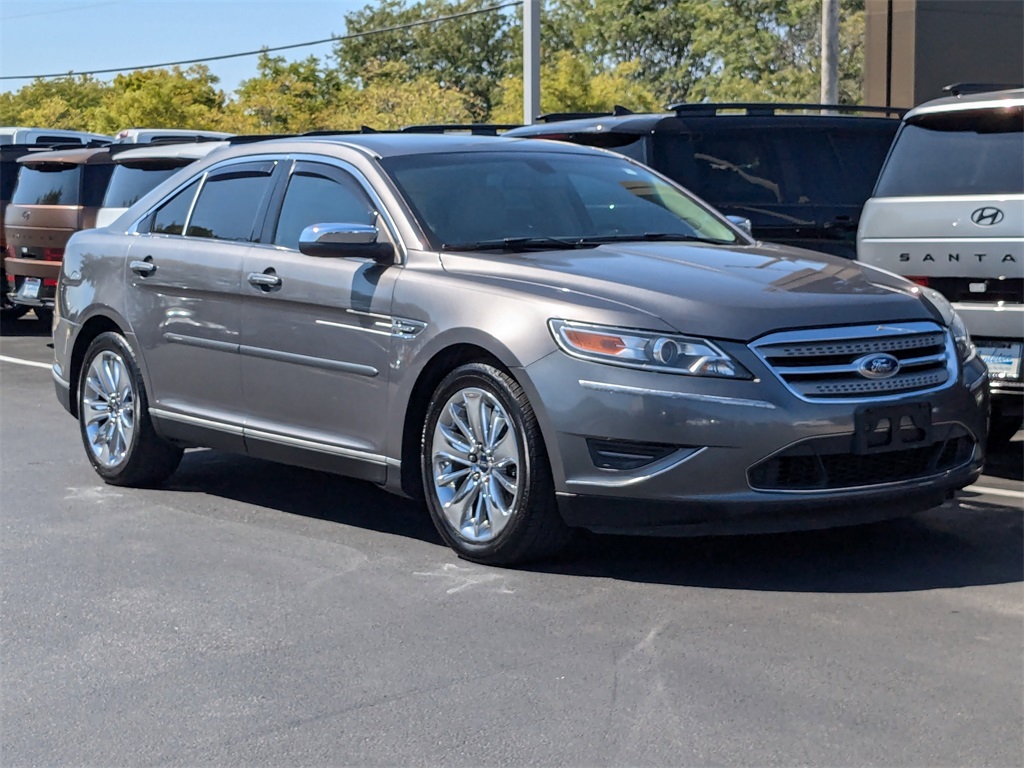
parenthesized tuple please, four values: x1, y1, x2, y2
(78, 332, 182, 486)
(422, 363, 571, 565)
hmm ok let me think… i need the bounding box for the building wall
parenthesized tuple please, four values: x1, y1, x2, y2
(864, 0, 1024, 108)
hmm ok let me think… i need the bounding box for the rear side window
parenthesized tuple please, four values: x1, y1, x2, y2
(103, 165, 180, 209)
(875, 106, 1024, 196)
(1, 160, 19, 200)
(149, 180, 200, 236)
(273, 165, 376, 250)
(82, 164, 115, 207)
(11, 164, 81, 205)
(185, 162, 276, 242)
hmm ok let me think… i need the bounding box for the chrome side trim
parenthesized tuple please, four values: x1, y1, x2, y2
(771, 351, 947, 377)
(316, 318, 392, 337)
(238, 344, 378, 377)
(149, 408, 245, 435)
(578, 379, 777, 410)
(244, 427, 388, 466)
(163, 333, 238, 353)
(565, 447, 707, 490)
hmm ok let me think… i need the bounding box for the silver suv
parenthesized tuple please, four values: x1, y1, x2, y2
(54, 135, 987, 564)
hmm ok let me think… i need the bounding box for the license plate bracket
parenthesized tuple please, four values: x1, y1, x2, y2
(853, 402, 932, 455)
(17, 276, 40, 300)
(977, 341, 1022, 381)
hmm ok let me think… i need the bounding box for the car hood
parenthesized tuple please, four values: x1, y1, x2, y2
(438, 241, 939, 341)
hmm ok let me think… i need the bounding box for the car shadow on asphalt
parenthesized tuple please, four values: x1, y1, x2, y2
(0, 314, 51, 338)
(167, 448, 1022, 594)
(984, 439, 1022, 482)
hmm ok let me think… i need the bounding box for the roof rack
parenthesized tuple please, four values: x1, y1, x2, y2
(668, 102, 906, 117)
(942, 82, 1023, 97)
(302, 127, 379, 136)
(399, 124, 519, 135)
(536, 105, 635, 123)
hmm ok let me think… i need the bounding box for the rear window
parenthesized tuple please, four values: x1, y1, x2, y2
(875, 106, 1024, 196)
(12, 165, 81, 205)
(651, 124, 897, 208)
(103, 165, 180, 209)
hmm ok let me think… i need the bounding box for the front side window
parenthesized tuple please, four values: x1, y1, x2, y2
(185, 163, 275, 242)
(875, 106, 1024, 196)
(382, 151, 738, 249)
(273, 166, 376, 250)
(11, 164, 81, 205)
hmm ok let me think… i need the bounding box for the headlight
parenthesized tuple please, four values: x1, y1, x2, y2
(920, 287, 976, 363)
(949, 310, 976, 363)
(549, 319, 751, 378)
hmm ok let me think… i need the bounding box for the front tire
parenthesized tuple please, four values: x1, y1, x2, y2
(421, 363, 571, 565)
(78, 331, 182, 486)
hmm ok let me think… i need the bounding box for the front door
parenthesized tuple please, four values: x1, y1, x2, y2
(238, 160, 401, 481)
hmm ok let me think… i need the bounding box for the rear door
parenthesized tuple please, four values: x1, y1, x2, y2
(238, 159, 401, 481)
(125, 159, 280, 447)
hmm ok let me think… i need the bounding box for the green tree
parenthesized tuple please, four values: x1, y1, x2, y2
(91, 65, 228, 133)
(335, 0, 514, 119)
(230, 53, 351, 133)
(0, 75, 109, 131)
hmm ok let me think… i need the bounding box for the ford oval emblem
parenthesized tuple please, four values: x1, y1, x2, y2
(856, 353, 901, 379)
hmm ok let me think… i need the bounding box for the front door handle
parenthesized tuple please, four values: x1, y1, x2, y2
(247, 271, 282, 290)
(129, 259, 156, 276)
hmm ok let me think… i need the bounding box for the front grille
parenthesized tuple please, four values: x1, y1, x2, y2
(748, 425, 975, 491)
(751, 322, 954, 401)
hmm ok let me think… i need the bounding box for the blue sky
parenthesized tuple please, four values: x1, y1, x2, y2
(0, 0, 366, 96)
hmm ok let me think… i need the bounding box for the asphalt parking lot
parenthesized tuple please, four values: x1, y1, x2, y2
(2, 313, 1021, 767)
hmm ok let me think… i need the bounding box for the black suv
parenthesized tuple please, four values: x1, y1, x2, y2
(506, 103, 904, 259)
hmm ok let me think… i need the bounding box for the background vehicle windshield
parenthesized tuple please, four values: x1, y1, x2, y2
(103, 164, 180, 208)
(875, 106, 1024, 196)
(381, 151, 738, 248)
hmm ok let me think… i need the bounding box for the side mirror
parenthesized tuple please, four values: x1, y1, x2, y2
(298, 223, 394, 263)
(725, 215, 753, 237)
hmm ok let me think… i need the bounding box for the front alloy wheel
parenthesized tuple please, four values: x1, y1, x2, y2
(422, 363, 570, 565)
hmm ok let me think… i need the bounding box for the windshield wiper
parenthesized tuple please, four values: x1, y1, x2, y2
(441, 236, 598, 252)
(579, 232, 733, 245)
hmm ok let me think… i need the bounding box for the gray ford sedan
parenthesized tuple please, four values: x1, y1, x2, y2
(53, 135, 988, 564)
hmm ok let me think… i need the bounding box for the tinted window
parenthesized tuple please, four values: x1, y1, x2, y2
(11, 165, 81, 205)
(382, 151, 737, 247)
(273, 168, 376, 250)
(1, 160, 19, 200)
(103, 165, 180, 208)
(186, 166, 274, 242)
(149, 180, 200, 236)
(82, 164, 115, 207)
(652, 125, 897, 208)
(875, 107, 1024, 196)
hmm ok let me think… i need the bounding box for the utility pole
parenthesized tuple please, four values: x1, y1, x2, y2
(524, 0, 541, 124)
(821, 0, 839, 106)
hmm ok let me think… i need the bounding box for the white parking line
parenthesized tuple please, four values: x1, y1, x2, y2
(965, 485, 1024, 502)
(0, 355, 52, 371)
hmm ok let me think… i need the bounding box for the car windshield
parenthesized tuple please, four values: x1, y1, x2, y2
(381, 150, 739, 250)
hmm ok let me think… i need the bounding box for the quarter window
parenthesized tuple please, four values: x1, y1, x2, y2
(149, 180, 200, 236)
(273, 166, 376, 250)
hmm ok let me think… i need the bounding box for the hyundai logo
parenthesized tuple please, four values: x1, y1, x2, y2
(971, 207, 1004, 226)
(856, 353, 901, 380)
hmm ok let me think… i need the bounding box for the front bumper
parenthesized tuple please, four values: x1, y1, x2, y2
(523, 348, 988, 535)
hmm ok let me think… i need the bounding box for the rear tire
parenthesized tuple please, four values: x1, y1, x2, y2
(78, 331, 182, 487)
(421, 362, 572, 565)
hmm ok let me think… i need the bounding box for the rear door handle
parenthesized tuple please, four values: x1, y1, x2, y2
(247, 271, 281, 289)
(129, 259, 156, 276)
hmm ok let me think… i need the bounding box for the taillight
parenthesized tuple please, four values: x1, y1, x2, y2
(5, 272, 13, 286)
(905, 276, 930, 287)
(42, 248, 64, 262)
(43, 279, 58, 288)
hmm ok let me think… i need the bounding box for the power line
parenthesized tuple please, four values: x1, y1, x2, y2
(0, 0, 522, 81)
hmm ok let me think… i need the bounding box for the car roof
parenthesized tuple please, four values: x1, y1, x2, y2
(110, 141, 228, 164)
(208, 133, 612, 160)
(904, 88, 1024, 120)
(17, 146, 114, 166)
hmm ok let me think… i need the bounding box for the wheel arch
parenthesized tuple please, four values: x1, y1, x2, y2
(67, 314, 127, 418)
